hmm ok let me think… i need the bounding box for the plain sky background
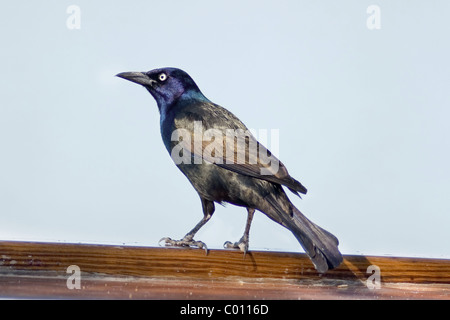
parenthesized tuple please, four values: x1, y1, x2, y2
(1, 1, 449, 259)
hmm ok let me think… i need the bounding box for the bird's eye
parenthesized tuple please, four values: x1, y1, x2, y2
(158, 73, 167, 82)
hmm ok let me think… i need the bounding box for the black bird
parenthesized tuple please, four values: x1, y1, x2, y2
(116, 67, 343, 273)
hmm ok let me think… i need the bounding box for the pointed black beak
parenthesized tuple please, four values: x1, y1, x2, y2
(116, 72, 156, 87)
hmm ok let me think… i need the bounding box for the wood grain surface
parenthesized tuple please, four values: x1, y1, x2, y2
(1, 241, 449, 299)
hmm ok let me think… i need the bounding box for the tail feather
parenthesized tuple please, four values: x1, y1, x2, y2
(290, 207, 343, 273)
(265, 195, 342, 273)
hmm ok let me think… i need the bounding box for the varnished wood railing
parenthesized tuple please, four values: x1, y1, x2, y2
(0, 241, 449, 299)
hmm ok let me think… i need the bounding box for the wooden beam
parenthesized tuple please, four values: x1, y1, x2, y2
(0, 241, 449, 299)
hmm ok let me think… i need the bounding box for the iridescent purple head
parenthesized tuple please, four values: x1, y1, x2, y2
(117, 67, 203, 111)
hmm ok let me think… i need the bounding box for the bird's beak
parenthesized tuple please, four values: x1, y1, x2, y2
(116, 72, 156, 87)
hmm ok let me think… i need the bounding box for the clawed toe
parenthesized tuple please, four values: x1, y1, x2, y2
(223, 239, 249, 256)
(159, 237, 208, 254)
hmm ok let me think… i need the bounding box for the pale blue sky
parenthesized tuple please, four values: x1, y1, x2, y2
(1, 1, 449, 258)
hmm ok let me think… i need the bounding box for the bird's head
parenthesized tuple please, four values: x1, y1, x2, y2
(116, 67, 203, 111)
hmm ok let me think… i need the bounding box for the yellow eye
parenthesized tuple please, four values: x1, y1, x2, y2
(159, 73, 167, 82)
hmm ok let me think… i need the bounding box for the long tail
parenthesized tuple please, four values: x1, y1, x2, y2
(265, 196, 343, 273)
(289, 207, 343, 273)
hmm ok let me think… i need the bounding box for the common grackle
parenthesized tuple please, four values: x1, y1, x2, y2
(117, 67, 343, 273)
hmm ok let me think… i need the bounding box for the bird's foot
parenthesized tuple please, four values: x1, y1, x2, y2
(223, 237, 249, 257)
(159, 236, 208, 254)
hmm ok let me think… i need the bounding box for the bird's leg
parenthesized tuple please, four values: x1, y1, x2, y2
(159, 215, 211, 253)
(159, 197, 214, 254)
(224, 208, 255, 256)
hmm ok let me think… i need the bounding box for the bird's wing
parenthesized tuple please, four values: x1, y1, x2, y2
(172, 102, 307, 195)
